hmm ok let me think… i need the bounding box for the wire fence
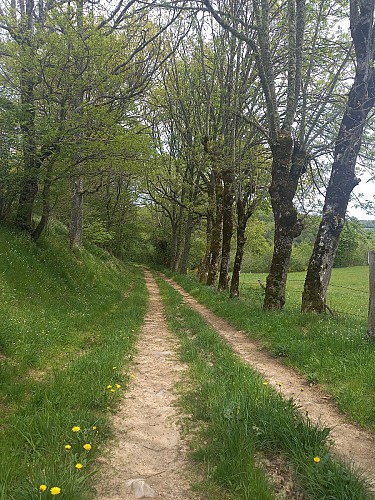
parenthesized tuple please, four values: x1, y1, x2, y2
(239, 277, 369, 320)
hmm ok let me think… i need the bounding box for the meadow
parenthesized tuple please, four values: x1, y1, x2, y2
(239, 267, 369, 319)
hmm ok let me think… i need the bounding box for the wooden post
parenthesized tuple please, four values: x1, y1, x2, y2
(368, 251, 375, 341)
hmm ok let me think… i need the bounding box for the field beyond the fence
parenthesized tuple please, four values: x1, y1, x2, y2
(239, 266, 369, 319)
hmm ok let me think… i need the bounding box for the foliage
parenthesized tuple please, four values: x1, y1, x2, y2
(334, 219, 371, 267)
(235, 214, 373, 274)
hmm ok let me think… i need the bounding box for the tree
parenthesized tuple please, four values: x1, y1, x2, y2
(200, 0, 354, 309)
(302, 0, 375, 313)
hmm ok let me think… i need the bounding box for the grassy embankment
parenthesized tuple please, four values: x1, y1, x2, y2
(163, 267, 375, 432)
(157, 276, 372, 499)
(0, 223, 148, 499)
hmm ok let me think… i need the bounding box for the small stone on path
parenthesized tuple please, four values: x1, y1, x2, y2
(125, 479, 155, 498)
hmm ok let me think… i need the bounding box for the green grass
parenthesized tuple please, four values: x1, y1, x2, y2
(156, 275, 371, 499)
(0, 223, 148, 499)
(239, 266, 368, 319)
(162, 268, 375, 432)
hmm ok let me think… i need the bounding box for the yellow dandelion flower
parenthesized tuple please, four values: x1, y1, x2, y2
(92, 425, 97, 431)
(130, 374, 135, 379)
(110, 388, 115, 393)
(83, 443, 92, 451)
(50, 486, 61, 496)
(64, 444, 72, 450)
(106, 384, 112, 389)
(313, 456, 321, 463)
(39, 484, 47, 492)
(112, 366, 117, 370)
(262, 381, 268, 385)
(115, 384, 121, 389)
(71, 426, 80, 432)
(75, 463, 83, 469)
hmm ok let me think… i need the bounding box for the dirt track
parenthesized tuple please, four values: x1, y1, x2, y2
(95, 270, 375, 498)
(162, 274, 375, 490)
(95, 270, 196, 499)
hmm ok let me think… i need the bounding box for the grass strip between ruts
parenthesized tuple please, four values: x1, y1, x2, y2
(156, 275, 372, 499)
(162, 270, 375, 432)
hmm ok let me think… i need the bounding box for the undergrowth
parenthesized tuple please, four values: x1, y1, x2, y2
(157, 275, 372, 499)
(0, 223, 148, 499)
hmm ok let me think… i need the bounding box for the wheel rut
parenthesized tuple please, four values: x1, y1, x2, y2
(95, 270, 196, 499)
(161, 274, 375, 490)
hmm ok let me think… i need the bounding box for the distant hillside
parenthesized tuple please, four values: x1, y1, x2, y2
(360, 220, 375, 229)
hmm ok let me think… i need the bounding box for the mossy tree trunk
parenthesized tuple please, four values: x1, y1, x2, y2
(69, 176, 84, 249)
(302, 0, 375, 313)
(230, 185, 258, 298)
(207, 172, 223, 286)
(15, 1, 38, 232)
(263, 132, 305, 310)
(218, 166, 234, 291)
(230, 202, 247, 299)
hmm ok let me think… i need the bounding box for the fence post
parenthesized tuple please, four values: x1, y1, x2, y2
(368, 251, 375, 340)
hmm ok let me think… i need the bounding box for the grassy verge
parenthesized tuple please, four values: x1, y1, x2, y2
(156, 276, 371, 499)
(0, 223, 148, 499)
(162, 269, 375, 431)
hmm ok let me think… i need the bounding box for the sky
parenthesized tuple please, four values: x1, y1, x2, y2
(348, 174, 375, 220)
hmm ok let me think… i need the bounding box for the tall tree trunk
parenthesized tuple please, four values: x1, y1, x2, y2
(171, 204, 184, 272)
(199, 213, 213, 283)
(68, 0, 85, 249)
(32, 161, 53, 241)
(302, 0, 375, 313)
(199, 173, 215, 283)
(207, 172, 223, 286)
(230, 202, 247, 299)
(15, 1, 37, 231)
(180, 210, 194, 275)
(263, 132, 304, 310)
(218, 167, 234, 290)
(69, 177, 84, 248)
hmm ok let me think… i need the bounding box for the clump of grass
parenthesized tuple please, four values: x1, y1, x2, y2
(164, 270, 375, 431)
(157, 276, 371, 499)
(0, 224, 148, 499)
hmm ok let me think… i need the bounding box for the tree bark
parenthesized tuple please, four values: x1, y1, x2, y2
(15, 1, 38, 231)
(263, 131, 304, 310)
(302, 0, 375, 313)
(69, 177, 84, 248)
(199, 213, 213, 283)
(32, 161, 53, 241)
(218, 167, 234, 290)
(230, 202, 247, 298)
(171, 203, 184, 272)
(180, 210, 194, 275)
(207, 172, 223, 286)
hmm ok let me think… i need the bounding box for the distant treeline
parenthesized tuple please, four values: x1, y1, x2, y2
(360, 220, 375, 229)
